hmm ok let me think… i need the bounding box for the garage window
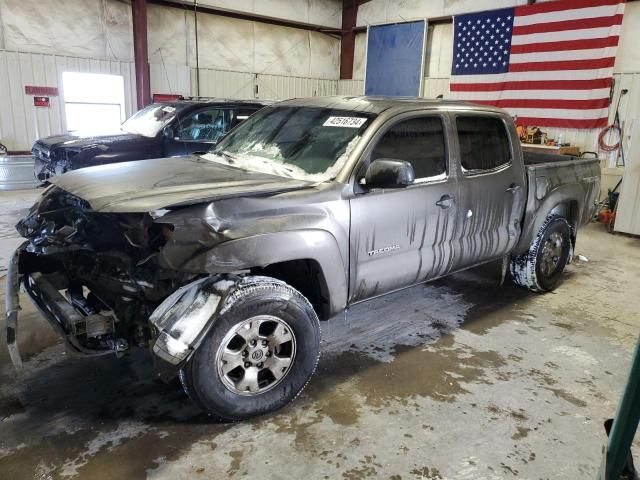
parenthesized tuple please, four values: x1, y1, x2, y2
(371, 116, 447, 180)
(62, 72, 126, 135)
(456, 116, 511, 172)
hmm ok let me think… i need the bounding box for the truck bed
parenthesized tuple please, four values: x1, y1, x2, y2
(517, 150, 600, 253)
(523, 150, 582, 165)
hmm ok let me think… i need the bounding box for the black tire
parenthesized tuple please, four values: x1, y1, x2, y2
(181, 276, 320, 421)
(510, 214, 572, 292)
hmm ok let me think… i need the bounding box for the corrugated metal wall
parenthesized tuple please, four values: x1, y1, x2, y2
(0, 49, 135, 151)
(337, 80, 364, 95)
(1, 51, 341, 151)
(257, 74, 336, 100)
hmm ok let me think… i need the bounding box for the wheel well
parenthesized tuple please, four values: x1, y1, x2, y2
(549, 200, 579, 241)
(251, 259, 331, 320)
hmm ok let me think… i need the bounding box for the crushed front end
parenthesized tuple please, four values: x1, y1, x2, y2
(7, 186, 197, 367)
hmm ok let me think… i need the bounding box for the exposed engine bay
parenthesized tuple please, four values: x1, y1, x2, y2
(14, 186, 195, 358)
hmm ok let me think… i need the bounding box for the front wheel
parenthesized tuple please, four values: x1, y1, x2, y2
(181, 276, 320, 421)
(510, 215, 572, 292)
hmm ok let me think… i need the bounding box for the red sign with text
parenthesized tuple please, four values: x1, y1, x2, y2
(25, 86, 59, 96)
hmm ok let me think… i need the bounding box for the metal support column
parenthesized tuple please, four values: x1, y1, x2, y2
(132, 0, 151, 109)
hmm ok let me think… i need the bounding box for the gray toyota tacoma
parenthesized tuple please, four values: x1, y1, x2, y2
(6, 96, 600, 420)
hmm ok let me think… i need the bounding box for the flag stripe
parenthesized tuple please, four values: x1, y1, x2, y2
(514, 117, 608, 129)
(509, 57, 616, 72)
(514, 0, 622, 18)
(452, 88, 611, 101)
(510, 36, 619, 54)
(512, 14, 623, 35)
(511, 25, 621, 45)
(450, 78, 612, 92)
(510, 47, 618, 63)
(514, 3, 625, 26)
(453, 69, 614, 82)
(469, 98, 611, 110)
(481, 107, 610, 120)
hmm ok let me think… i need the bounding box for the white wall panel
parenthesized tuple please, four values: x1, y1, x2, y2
(356, 0, 530, 27)
(0, 50, 135, 151)
(423, 77, 450, 99)
(257, 74, 336, 101)
(192, 68, 256, 99)
(353, 33, 367, 81)
(150, 63, 191, 97)
(425, 24, 453, 78)
(337, 80, 364, 96)
(614, 1, 640, 73)
(0, 0, 132, 61)
(197, 0, 342, 28)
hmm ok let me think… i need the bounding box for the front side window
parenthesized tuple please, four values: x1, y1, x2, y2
(371, 116, 447, 180)
(456, 116, 511, 172)
(175, 109, 229, 142)
(208, 106, 375, 181)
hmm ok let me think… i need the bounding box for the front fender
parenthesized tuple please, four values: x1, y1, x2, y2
(168, 229, 349, 317)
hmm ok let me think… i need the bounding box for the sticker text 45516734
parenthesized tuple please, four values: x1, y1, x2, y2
(323, 116, 367, 128)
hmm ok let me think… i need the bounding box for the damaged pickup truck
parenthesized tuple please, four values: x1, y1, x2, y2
(6, 96, 600, 420)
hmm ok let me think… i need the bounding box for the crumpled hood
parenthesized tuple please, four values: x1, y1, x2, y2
(36, 132, 143, 151)
(50, 155, 313, 213)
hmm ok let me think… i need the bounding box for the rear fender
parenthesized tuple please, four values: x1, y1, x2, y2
(514, 183, 583, 255)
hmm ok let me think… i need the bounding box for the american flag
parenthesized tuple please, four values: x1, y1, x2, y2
(449, 0, 625, 129)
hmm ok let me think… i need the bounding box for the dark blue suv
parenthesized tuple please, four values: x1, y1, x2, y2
(33, 98, 269, 182)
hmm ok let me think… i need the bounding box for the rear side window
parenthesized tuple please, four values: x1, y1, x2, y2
(371, 116, 447, 179)
(456, 116, 511, 172)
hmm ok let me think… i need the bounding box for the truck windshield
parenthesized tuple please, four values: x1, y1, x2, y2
(121, 104, 183, 137)
(206, 106, 375, 182)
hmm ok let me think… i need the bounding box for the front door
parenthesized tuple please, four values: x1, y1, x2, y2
(349, 113, 462, 303)
(452, 114, 526, 269)
(164, 108, 231, 156)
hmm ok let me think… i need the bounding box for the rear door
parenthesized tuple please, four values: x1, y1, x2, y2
(349, 112, 462, 302)
(452, 114, 526, 269)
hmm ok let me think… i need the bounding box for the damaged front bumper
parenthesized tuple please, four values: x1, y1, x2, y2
(5, 243, 125, 368)
(6, 242, 239, 380)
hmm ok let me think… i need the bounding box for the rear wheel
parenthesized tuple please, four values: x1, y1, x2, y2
(181, 276, 320, 421)
(510, 214, 572, 292)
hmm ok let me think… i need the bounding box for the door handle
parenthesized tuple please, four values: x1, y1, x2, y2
(506, 184, 521, 193)
(436, 195, 454, 208)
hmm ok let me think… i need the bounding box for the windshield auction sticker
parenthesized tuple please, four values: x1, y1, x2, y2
(323, 116, 367, 128)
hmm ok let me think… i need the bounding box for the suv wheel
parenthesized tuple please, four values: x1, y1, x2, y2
(510, 214, 572, 292)
(181, 276, 320, 420)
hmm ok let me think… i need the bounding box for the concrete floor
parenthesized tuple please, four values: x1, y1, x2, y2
(0, 188, 638, 480)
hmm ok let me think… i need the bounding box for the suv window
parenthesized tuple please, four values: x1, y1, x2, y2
(371, 116, 447, 180)
(176, 109, 229, 142)
(231, 107, 260, 128)
(456, 116, 511, 172)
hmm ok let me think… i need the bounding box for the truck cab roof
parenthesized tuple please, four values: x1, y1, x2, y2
(274, 95, 507, 117)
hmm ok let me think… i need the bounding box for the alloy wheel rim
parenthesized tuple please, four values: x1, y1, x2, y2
(540, 232, 564, 277)
(216, 315, 296, 396)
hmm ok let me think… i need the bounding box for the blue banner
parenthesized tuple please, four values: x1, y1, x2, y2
(365, 21, 426, 97)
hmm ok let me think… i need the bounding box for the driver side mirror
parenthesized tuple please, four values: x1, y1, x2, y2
(364, 159, 415, 188)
